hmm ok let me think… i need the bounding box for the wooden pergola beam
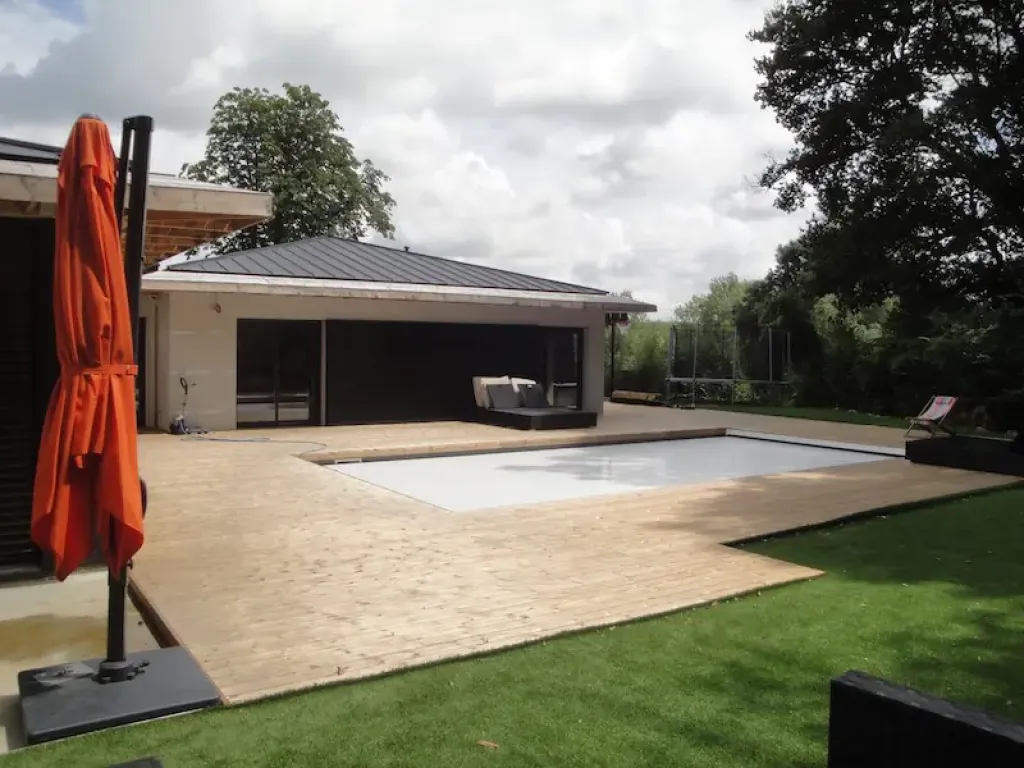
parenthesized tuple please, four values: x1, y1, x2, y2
(0, 159, 273, 265)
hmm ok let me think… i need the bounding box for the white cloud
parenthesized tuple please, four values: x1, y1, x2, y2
(0, 0, 78, 76)
(175, 44, 247, 95)
(0, 0, 810, 315)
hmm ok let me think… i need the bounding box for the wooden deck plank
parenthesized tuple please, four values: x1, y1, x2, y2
(131, 404, 1016, 704)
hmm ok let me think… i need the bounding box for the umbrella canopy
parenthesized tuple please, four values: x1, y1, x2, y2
(31, 116, 145, 581)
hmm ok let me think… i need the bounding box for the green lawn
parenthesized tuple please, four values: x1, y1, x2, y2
(7, 488, 1024, 768)
(698, 403, 910, 429)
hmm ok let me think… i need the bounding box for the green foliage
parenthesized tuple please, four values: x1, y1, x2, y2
(667, 275, 761, 397)
(803, 295, 896, 410)
(734, 255, 1024, 427)
(609, 0, 1024, 423)
(667, 256, 1024, 429)
(606, 318, 671, 393)
(182, 83, 396, 253)
(750, 0, 1024, 311)
(736, 1, 1024, 429)
(605, 277, 766, 398)
(674, 273, 753, 327)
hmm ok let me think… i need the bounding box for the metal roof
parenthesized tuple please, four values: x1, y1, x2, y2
(167, 236, 611, 295)
(144, 270, 658, 313)
(0, 137, 61, 164)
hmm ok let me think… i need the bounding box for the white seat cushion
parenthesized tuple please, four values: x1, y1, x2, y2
(473, 375, 511, 408)
(509, 377, 537, 392)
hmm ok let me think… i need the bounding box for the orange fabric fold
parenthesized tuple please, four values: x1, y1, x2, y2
(31, 116, 145, 581)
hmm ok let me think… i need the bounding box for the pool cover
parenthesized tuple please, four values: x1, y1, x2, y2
(329, 435, 887, 512)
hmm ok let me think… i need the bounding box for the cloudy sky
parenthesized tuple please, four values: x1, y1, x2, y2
(0, 0, 808, 314)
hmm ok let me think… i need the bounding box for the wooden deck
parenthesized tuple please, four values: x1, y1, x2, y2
(131, 404, 1016, 704)
(242, 402, 913, 461)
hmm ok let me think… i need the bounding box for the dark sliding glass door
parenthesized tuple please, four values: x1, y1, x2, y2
(237, 319, 321, 427)
(548, 328, 584, 409)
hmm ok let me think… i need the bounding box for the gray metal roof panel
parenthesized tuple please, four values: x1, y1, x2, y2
(168, 236, 609, 295)
(0, 137, 62, 164)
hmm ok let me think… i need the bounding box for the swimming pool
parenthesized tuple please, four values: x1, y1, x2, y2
(328, 435, 891, 512)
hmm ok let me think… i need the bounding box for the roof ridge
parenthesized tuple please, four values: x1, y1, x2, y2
(0, 136, 63, 165)
(325, 236, 609, 295)
(0, 137, 62, 153)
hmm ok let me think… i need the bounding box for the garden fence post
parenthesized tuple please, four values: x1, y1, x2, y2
(692, 323, 699, 409)
(731, 327, 738, 404)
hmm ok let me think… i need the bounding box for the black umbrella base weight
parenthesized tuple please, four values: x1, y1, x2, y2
(18, 647, 221, 745)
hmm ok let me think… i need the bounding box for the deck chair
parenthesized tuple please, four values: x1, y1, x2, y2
(906, 396, 957, 437)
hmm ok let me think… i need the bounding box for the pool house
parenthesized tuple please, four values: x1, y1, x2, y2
(139, 236, 653, 432)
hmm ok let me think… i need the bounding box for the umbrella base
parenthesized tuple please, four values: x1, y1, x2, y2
(17, 647, 221, 745)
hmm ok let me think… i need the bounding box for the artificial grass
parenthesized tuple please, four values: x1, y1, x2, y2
(6, 488, 1024, 768)
(699, 404, 909, 429)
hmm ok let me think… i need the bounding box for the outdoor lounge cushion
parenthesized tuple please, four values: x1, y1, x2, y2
(509, 377, 537, 392)
(473, 375, 510, 408)
(518, 382, 550, 409)
(486, 383, 522, 410)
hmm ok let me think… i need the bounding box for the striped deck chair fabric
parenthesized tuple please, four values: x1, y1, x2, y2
(906, 396, 957, 437)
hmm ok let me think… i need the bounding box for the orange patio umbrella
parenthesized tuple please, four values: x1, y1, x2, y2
(31, 115, 145, 581)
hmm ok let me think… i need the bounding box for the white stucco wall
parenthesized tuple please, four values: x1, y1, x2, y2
(143, 290, 607, 432)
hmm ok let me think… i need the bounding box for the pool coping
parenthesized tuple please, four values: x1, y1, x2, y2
(724, 429, 904, 458)
(310, 427, 901, 466)
(308, 427, 727, 464)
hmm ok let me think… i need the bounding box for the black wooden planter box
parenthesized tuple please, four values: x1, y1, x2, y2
(829, 671, 1024, 767)
(905, 435, 1024, 477)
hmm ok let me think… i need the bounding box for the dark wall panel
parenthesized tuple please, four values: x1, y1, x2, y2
(137, 317, 147, 428)
(326, 320, 567, 425)
(0, 217, 58, 573)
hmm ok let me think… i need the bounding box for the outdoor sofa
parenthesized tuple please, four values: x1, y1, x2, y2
(473, 375, 597, 430)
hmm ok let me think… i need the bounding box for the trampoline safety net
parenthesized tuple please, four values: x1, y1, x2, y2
(667, 324, 792, 406)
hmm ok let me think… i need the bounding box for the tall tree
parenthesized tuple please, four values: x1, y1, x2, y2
(751, 0, 1024, 310)
(673, 273, 754, 327)
(183, 83, 396, 253)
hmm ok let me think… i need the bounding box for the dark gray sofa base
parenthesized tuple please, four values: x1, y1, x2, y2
(479, 407, 598, 430)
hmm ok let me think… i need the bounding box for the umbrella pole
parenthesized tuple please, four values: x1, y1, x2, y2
(98, 115, 153, 683)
